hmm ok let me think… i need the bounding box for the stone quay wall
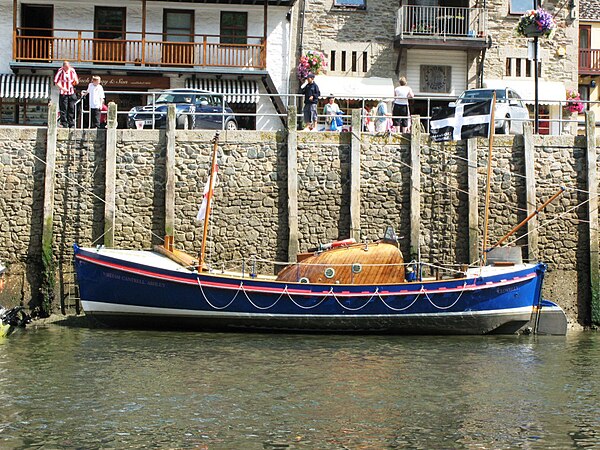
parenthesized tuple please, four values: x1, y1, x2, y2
(0, 122, 597, 327)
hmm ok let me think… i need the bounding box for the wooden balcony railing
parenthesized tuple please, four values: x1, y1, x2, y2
(579, 48, 600, 74)
(396, 5, 487, 38)
(13, 28, 267, 69)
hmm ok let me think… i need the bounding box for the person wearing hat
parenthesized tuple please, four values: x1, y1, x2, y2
(323, 95, 342, 131)
(300, 73, 320, 130)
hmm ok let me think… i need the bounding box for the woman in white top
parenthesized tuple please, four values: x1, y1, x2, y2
(392, 76, 414, 133)
(323, 96, 341, 130)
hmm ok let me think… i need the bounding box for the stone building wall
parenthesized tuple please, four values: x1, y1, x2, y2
(483, 0, 578, 88)
(0, 128, 594, 325)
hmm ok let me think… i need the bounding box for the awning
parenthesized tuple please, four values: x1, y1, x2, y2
(185, 78, 259, 103)
(314, 76, 394, 100)
(0, 74, 51, 99)
(483, 79, 565, 105)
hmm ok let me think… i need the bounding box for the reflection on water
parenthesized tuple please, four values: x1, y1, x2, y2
(0, 327, 599, 449)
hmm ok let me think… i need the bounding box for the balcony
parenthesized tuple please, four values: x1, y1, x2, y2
(13, 28, 266, 70)
(579, 48, 600, 75)
(395, 5, 488, 50)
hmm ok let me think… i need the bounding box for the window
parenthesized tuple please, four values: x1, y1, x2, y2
(221, 12, 247, 44)
(510, 0, 535, 15)
(164, 10, 194, 42)
(333, 0, 366, 10)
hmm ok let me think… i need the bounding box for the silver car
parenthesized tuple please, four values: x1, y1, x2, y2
(456, 88, 530, 134)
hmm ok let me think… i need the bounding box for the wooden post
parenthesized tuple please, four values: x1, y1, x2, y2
(141, 0, 147, 65)
(467, 137, 479, 264)
(41, 102, 58, 314)
(585, 111, 600, 326)
(104, 102, 118, 247)
(523, 121, 538, 261)
(287, 105, 299, 262)
(350, 109, 361, 242)
(165, 104, 176, 249)
(12, 0, 16, 59)
(409, 114, 421, 260)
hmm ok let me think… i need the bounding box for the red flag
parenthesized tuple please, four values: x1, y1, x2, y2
(196, 165, 218, 222)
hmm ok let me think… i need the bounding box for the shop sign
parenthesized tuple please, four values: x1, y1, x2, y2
(77, 75, 170, 90)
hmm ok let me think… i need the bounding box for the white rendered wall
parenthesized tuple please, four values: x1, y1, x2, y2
(0, 0, 291, 97)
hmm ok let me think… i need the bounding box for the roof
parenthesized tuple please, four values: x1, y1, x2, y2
(580, 0, 600, 21)
(314, 76, 395, 100)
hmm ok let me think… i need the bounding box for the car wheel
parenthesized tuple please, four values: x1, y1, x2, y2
(225, 120, 238, 131)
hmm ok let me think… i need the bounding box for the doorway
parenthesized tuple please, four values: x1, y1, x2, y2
(20, 4, 53, 61)
(94, 7, 126, 62)
(163, 10, 194, 66)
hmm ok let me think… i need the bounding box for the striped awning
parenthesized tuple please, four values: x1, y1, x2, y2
(185, 78, 259, 103)
(0, 74, 51, 99)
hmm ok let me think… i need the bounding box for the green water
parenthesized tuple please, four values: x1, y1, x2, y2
(0, 325, 599, 449)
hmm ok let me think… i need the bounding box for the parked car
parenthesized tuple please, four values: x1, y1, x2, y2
(127, 89, 238, 130)
(455, 88, 530, 134)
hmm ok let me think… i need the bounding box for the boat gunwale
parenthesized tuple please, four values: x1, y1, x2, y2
(74, 247, 543, 297)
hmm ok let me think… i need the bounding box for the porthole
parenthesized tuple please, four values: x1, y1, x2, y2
(299, 277, 310, 284)
(324, 267, 336, 279)
(351, 263, 362, 274)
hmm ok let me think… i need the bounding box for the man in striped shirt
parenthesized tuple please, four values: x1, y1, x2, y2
(54, 61, 79, 128)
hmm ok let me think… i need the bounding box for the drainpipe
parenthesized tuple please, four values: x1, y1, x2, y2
(298, 0, 306, 59)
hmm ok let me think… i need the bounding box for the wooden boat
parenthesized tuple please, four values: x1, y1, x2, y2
(73, 235, 558, 334)
(73, 121, 569, 335)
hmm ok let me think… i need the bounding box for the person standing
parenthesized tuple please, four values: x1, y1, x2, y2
(54, 61, 79, 128)
(323, 95, 342, 131)
(392, 76, 414, 133)
(83, 76, 105, 128)
(300, 73, 320, 130)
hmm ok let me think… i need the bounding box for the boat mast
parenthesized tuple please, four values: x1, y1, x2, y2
(481, 92, 497, 266)
(199, 132, 220, 271)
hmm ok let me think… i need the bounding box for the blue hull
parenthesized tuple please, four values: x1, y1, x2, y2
(73, 246, 547, 334)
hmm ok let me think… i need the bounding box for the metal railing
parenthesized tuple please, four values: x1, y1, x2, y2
(578, 48, 600, 74)
(14, 27, 266, 69)
(40, 90, 596, 136)
(396, 5, 487, 38)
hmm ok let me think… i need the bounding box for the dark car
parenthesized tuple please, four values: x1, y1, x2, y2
(127, 89, 238, 130)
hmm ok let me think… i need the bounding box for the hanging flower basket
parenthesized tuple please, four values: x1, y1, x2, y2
(297, 50, 328, 81)
(565, 89, 585, 114)
(515, 9, 556, 38)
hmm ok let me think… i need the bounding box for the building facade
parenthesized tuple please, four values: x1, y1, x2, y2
(0, 0, 296, 130)
(297, 0, 579, 134)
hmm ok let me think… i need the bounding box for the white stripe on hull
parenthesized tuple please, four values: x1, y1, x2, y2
(81, 300, 533, 320)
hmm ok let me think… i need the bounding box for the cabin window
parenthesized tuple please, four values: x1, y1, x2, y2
(220, 12, 248, 45)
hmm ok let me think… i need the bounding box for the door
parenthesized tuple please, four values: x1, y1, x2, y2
(580, 25, 591, 71)
(163, 10, 194, 66)
(193, 94, 222, 129)
(20, 4, 53, 61)
(94, 7, 126, 63)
